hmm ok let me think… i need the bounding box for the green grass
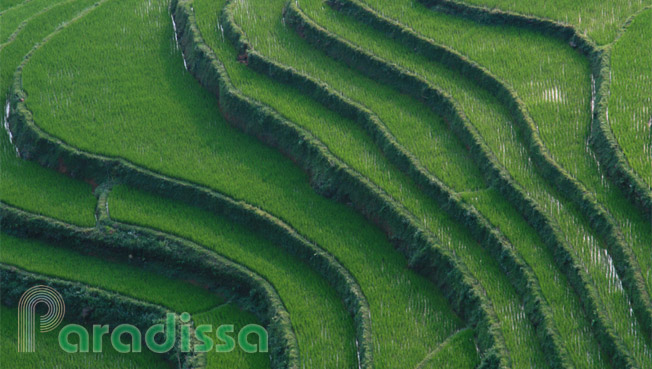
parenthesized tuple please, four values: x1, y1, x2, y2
(229, 0, 608, 366)
(0, 306, 168, 369)
(194, 305, 270, 369)
(609, 8, 652, 188)
(445, 0, 651, 44)
(0, 126, 97, 227)
(298, 0, 652, 364)
(338, 3, 652, 322)
(0, 5, 262, 368)
(0, 233, 222, 313)
(229, 0, 610, 366)
(17, 0, 465, 366)
(0, 0, 28, 12)
(6, 0, 650, 366)
(0, 0, 69, 44)
(0, 0, 98, 227)
(110, 185, 357, 369)
(415, 328, 479, 369)
(200, 1, 547, 367)
(0, 233, 266, 367)
(288, 5, 615, 361)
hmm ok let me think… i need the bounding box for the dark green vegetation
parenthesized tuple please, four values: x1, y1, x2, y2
(110, 186, 358, 369)
(8, 0, 468, 367)
(609, 8, 652, 188)
(1, 305, 168, 368)
(2, 0, 651, 368)
(439, 0, 650, 44)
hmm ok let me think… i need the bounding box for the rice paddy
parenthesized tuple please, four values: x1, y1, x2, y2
(3, 0, 650, 367)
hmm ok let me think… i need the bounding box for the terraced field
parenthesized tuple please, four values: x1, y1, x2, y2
(609, 8, 652, 188)
(2, 0, 650, 368)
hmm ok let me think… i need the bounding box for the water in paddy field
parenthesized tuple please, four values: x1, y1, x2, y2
(3, 100, 19, 157)
(169, 14, 189, 71)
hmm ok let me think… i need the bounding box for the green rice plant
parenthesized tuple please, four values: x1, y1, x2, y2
(0, 0, 69, 43)
(295, 0, 652, 364)
(194, 305, 270, 369)
(197, 1, 546, 367)
(110, 185, 357, 369)
(431, 0, 651, 44)
(415, 328, 479, 369)
(1, 306, 169, 369)
(16, 0, 466, 366)
(1, 230, 270, 368)
(374, 1, 652, 325)
(0, 0, 97, 95)
(0, 126, 96, 227)
(609, 8, 652, 188)
(0, 0, 98, 227)
(0, 233, 222, 313)
(227, 0, 607, 367)
(389, 1, 652, 359)
(0, 9, 264, 367)
(0, 0, 29, 13)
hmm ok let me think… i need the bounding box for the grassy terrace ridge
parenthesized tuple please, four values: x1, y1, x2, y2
(284, 1, 621, 367)
(0, 0, 99, 227)
(0, 3, 261, 367)
(410, 0, 652, 354)
(0, 233, 221, 313)
(414, 328, 479, 369)
(6, 5, 369, 368)
(407, 0, 652, 316)
(11, 0, 649, 367)
(4, 232, 269, 369)
(199, 0, 544, 366)
(194, 305, 270, 369)
(13, 0, 467, 367)
(297, 0, 652, 364)
(109, 185, 357, 369)
(2, 200, 297, 369)
(0, 237, 267, 368)
(609, 8, 652, 188)
(1, 305, 168, 369)
(0, 0, 69, 43)
(436, 0, 652, 45)
(227, 0, 605, 367)
(0, 0, 28, 12)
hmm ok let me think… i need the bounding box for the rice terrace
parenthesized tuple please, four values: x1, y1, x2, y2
(0, 0, 650, 367)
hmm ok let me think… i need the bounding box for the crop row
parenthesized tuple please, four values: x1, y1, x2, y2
(1, 202, 296, 368)
(0, 7, 259, 369)
(0, 4, 215, 367)
(284, 1, 629, 367)
(1, 266, 177, 368)
(2, 230, 268, 369)
(107, 185, 358, 369)
(414, 2, 652, 361)
(0, 0, 101, 227)
(298, 0, 652, 365)
(418, 0, 652, 221)
(225, 0, 590, 366)
(11, 0, 470, 367)
(7, 0, 438, 366)
(424, 0, 651, 44)
(0, 0, 76, 43)
(607, 8, 652, 190)
(190, 0, 526, 366)
(1, 7, 272, 368)
(413, 0, 652, 319)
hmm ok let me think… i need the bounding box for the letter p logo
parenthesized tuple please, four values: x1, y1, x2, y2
(18, 285, 65, 352)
